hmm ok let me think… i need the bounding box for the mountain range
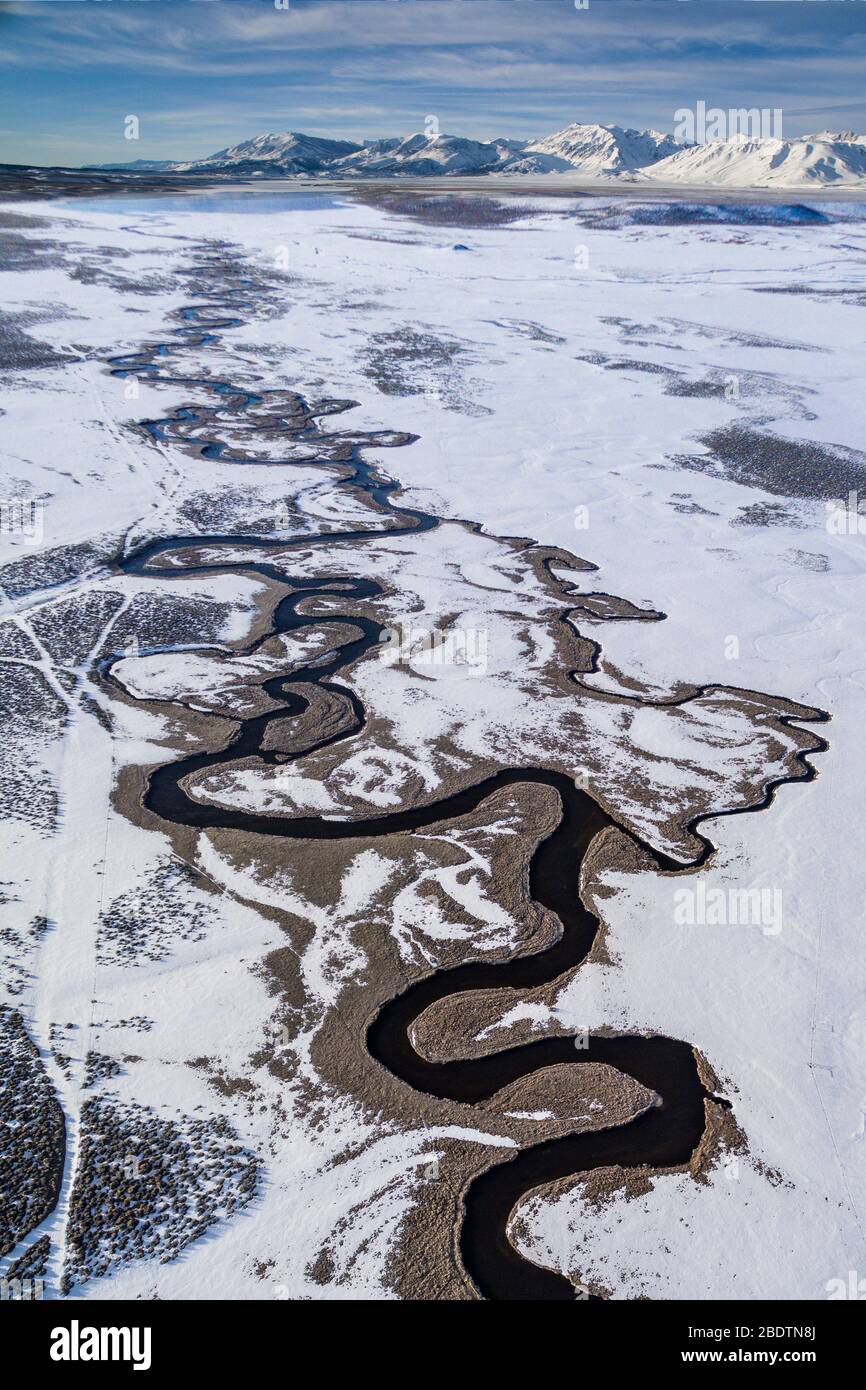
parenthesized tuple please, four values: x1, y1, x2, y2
(93, 123, 866, 188)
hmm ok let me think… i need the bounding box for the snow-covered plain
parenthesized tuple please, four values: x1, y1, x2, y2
(1, 188, 864, 1300)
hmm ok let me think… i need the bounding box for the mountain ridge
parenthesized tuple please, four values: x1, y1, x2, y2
(90, 123, 866, 188)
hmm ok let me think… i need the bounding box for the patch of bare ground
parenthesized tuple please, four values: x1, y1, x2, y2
(350, 189, 541, 227)
(678, 424, 866, 501)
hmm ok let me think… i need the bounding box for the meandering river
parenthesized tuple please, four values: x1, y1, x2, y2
(102, 244, 825, 1299)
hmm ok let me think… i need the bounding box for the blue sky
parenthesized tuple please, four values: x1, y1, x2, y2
(1, 0, 865, 166)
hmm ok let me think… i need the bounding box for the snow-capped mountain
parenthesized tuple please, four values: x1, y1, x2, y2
(173, 131, 361, 175)
(171, 129, 574, 178)
(171, 124, 682, 180)
(330, 132, 528, 176)
(645, 134, 866, 188)
(525, 123, 682, 177)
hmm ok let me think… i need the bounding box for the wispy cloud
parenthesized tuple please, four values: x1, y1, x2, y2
(1, 0, 862, 164)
